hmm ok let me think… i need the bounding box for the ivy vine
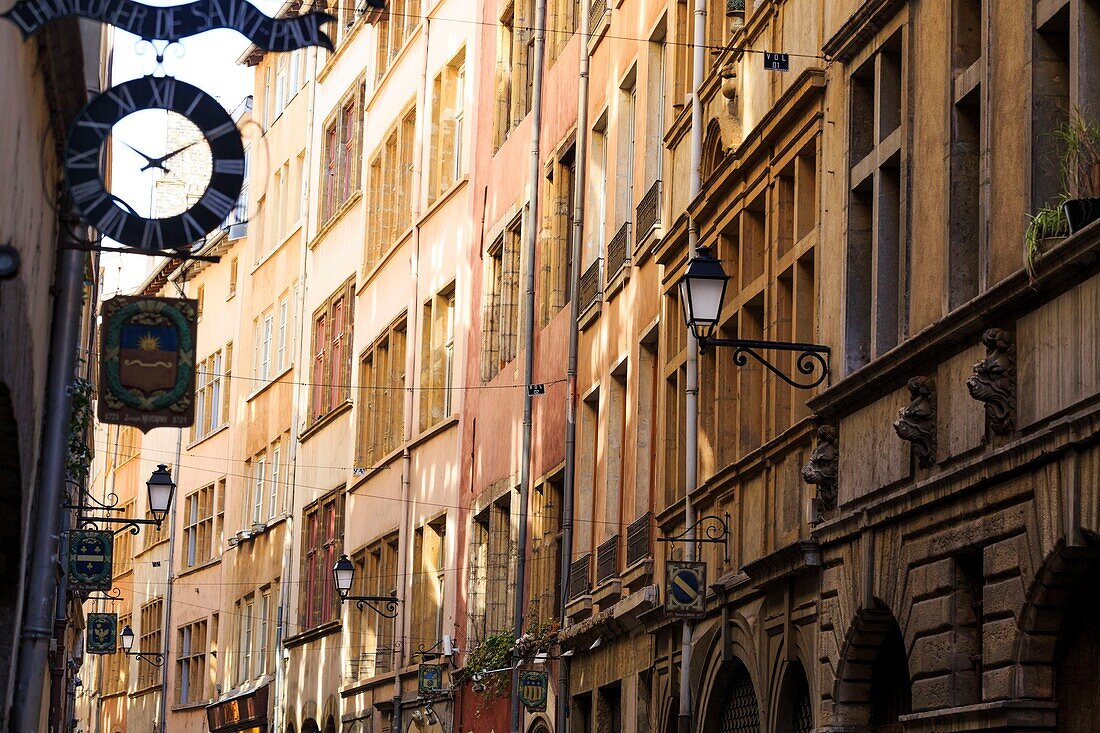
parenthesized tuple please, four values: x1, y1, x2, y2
(67, 376, 94, 481)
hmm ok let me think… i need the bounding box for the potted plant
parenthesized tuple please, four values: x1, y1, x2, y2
(1054, 110, 1100, 233)
(1024, 202, 1068, 279)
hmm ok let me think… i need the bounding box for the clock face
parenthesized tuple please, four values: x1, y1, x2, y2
(65, 76, 245, 251)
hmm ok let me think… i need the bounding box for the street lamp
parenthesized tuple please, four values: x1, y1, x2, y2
(676, 246, 831, 389)
(119, 625, 164, 667)
(332, 553, 401, 618)
(76, 464, 177, 535)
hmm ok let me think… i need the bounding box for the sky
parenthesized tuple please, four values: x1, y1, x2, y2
(101, 0, 281, 297)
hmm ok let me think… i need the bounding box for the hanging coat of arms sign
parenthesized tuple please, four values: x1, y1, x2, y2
(99, 295, 198, 431)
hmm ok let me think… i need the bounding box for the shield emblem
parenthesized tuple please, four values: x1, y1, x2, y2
(119, 323, 179, 392)
(68, 530, 113, 592)
(86, 613, 118, 654)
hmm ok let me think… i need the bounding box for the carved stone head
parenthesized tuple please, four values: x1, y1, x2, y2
(967, 328, 1016, 435)
(894, 376, 936, 467)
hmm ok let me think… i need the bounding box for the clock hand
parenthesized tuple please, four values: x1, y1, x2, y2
(119, 140, 159, 167)
(140, 140, 199, 173)
(159, 140, 199, 165)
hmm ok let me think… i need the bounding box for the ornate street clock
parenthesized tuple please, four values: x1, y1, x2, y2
(64, 75, 245, 251)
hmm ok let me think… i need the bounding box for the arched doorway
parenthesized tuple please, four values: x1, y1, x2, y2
(774, 662, 813, 733)
(324, 716, 336, 733)
(302, 719, 320, 733)
(702, 658, 760, 733)
(1056, 562, 1100, 732)
(833, 604, 911, 733)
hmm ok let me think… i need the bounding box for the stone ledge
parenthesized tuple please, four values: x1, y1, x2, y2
(898, 700, 1057, 732)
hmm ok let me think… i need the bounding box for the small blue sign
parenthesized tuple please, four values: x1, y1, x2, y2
(666, 561, 707, 619)
(418, 664, 443, 695)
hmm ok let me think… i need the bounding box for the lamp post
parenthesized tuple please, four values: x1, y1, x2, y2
(677, 246, 831, 389)
(119, 624, 164, 667)
(78, 464, 177, 535)
(332, 554, 401, 618)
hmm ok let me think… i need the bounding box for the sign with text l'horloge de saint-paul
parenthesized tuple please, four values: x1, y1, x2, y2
(99, 295, 198, 432)
(1, 0, 335, 50)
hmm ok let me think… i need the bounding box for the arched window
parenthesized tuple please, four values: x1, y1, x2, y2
(702, 658, 760, 733)
(701, 120, 727, 183)
(870, 624, 911, 732)
(775, 662, 813, 733)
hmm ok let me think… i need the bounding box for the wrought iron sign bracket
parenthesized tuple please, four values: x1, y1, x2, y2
(342, 594, 400, 619)
(65, 479, 125, 514)
(658, 512, 731, 563)
(698, 337, 831, 390)
(124, 650, 164, 667)
(80, 515, 162, 536)
(83, 588, 124, 603)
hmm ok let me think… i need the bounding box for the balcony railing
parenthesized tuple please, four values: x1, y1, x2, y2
(568, 553, 592, 600)
(606, 222, 631, 282)
(578, 259, 602, 313)
(636, 179, 661, 245)
(596, 535, 620, 584)
(626, 513, 652, 567)
(589, 0, 607, 31)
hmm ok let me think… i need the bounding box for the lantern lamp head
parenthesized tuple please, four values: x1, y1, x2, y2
(677, 245, 730, 343)
(145, 464, 176, 526)
(120, 625, 135, 652)
(333, 553, 354, 599)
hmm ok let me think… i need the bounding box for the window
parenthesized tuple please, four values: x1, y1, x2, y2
(481, 218, 523, 380)
(138, 598, 164, 689)
(277, 296, 291, 371)
(192, 344, 231, 441)
(357, 316, 408, 466)
(175, 619, 207, 705)
(375, 0, 418, 80)
(311, 278, 356, 423)
(468, 496, 515, 641)
(616, 75, 637, 228)
(258, 314, 274, 380)
(144, 492, 169, 550)
(351, 532, 399, 675)
(494, 5, 515, 150)
(845, 28, 906, 373)
(300, 490, 344, 629)
(113, 503, 134, 577)
(115, 425, 140, 466)
(183, 485, 215, 568)
(320, 80, 366, 225)
(197, 285, 205, 320)
(540, 147, 576, 324)
(228, 257, 238, 298)
(411, 518, 447, 649)
(606, 364, 628, 539)
(577, 389, 600, 553)
(529, 475, 562, 624)
(429, 49, 466, 203)
(365, 105, 417, 268)
(259, 590, 271, 675)
(420, 287, 456, 431)
(240, 597, 254, 683)
(270, 441, 281, 519)
(546, 0, 578, 63)
(586, 112, 609, 264)
(215, 478, 226, 552)
(252, 455, 266, 524)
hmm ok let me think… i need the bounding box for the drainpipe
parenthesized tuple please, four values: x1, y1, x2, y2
(678, 1, 706, 732)
(511, 0, 548, 731)
(12, 230, 89, 733)
(275, 42, 321, 733)
(558, 3, 591, 732)
(393, 18, 432, 731)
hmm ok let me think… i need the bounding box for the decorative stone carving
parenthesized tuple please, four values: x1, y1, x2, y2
(894, 376, 936, 468)
(967, 328, 1016, 435)
(801, 425, 839, 510)
(720, 64, 738, 101)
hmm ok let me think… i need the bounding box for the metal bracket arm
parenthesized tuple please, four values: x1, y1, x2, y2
(343, 595, 400, 619)
(124, 651, 164, 667)
(658, 513, 731, 562)
(699, 336, 831, 390)
(79, 515, 162, 536)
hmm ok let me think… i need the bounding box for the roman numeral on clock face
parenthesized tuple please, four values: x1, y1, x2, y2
(106, 85, 138, 117)
(148, 77, 176, 109)
(66, 146, 101, 171)
(213, 158, 245, 176)
(70, 178, 105, 205)
(206, 120, 238, 140)
(95, 204, 127, 241)
(200, 187, 239, 217)
(181, 213, 206, 243)
(140, 219, 165, 250)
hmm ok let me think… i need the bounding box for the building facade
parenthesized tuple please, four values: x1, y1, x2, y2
(79, 1, 1100, 733)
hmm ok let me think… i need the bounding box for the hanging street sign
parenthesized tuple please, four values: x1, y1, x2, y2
(418, 663, 443, 696)
(99, 295, 198, 431)
(763, 52, 790, 72)
(86, 613, 118, 654)
(68, 530, 114, 592)
(519, 670, 549, 713)
(665, 561, 707, 619)
(2, 0, 335, 51)
(527, 383, 546, 396)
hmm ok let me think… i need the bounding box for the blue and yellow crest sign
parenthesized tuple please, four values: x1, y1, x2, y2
(99, 295, 197, 431)
(519, 670, 548, 712)
(69, 530, 114, 592)
(87, 613, 118, 655)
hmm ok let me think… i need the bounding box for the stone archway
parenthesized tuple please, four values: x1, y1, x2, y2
(832, 603, 911, 732)
(302, 719, 320, 733)
(1015, 541, 1100, 732)
(700, 656, 761, 733)
(774, 661, 813, 733)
